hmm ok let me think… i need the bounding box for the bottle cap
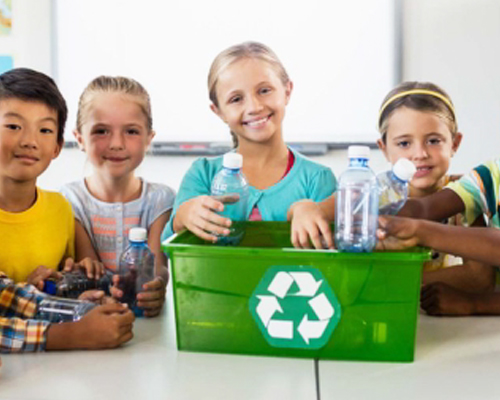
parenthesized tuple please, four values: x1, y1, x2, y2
(348, 145, 370, 160)
(43, 280, 57, 295)
(128, 227, 147, 242)
(392, 158, 417, 181)
(222, 153, 243, 169)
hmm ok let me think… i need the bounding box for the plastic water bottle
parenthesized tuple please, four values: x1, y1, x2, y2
(335, 146, 379, 252)
(35, 297, 96, 323)
(377, 158, 416, 215)
(43, 270, 111, 299)
(118, 227, 155, 317)
(210, 152, 249, 245)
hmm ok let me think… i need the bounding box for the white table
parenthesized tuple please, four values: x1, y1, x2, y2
(3, 297, 500, 400)
(0, 293, 317, 400)
(319, 314, 500, 400)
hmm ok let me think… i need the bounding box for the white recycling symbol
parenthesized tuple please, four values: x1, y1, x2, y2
(254, 270, 336, 345)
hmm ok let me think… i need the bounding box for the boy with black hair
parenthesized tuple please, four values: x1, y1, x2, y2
(0, 68, 134, 352)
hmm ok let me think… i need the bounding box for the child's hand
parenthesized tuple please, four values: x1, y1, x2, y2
(137, 277, 167, 317)
(376, 216, 421, 250)
(110, 275, 166, 318)
(290, 200, 333, 249)
(78, 290, 117, 305)
(63, 257, 105, 280)
(26, 266, 62, 290)
(421, 282, 476, 316)
(73, 303, 135, 349)
(174, 195, 232, 242)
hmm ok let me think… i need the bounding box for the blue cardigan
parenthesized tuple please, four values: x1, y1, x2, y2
(162, 148, 337, 240)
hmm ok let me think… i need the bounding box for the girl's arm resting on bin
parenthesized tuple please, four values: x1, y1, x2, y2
(398, 188, 465, 221)
(378, 216, 500, 266)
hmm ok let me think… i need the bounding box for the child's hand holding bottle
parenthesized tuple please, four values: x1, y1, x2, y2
(289, 198, 334, 249)
(173, 195, 232, 242)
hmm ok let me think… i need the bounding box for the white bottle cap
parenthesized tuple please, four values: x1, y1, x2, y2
(129, 227, 147, 242)
(348, 145, 370, 160)
(392, 158, 417, 181)
(222, 152, 243, 169)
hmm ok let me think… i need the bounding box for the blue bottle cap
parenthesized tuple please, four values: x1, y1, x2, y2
(43, 280, 57, 295)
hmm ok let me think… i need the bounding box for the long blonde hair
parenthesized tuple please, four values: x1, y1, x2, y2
(208, 42, 290, 147)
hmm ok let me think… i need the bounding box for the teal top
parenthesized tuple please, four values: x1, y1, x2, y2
(162, 147, 337, 240)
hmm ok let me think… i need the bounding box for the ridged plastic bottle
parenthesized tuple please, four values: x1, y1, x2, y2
(35, 297, 96, 323)
(377, 158, 416, 215)
(211, 153, 249, 245)
(335, 146, 379, 252)
(118, 227, 155, 317)
(43, 270, 111, 299)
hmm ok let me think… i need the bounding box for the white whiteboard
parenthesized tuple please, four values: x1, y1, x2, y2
(55, 0, 397, 144)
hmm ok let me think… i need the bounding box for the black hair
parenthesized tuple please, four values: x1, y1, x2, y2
(0, 68, 67, 145)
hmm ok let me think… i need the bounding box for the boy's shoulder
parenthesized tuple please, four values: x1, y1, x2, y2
(37, 188, 73, 216)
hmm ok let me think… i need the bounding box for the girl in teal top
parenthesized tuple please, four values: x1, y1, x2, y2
(162, 42, 336, 242)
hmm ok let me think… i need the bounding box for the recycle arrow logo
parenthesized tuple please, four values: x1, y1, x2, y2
(249, 266, 341, 349)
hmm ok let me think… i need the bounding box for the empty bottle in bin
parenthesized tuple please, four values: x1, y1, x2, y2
(43, 269, 111, 299)
(118, 227, 155, 317)
(211, 152, 249, 245)
(377, 158, 416, 215)
(335, 146, 379, 252)
(35, 297, 96, 323)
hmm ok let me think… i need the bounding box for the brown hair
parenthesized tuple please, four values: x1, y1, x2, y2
(378, 82, 457, 143)
(76, 76, 152, 132)
(208, 42, 290, 147)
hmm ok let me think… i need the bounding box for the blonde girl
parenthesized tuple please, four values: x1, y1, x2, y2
(61, 76, 175, 317)
(162, 42, 336, 241)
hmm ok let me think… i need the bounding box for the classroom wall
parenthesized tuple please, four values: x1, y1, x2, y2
(402, 0, 500, 173)
(11, 0, 500, 190)
(0, 0, 51, 74)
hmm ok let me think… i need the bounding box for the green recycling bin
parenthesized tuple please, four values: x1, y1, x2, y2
(162, 222, 429, 362)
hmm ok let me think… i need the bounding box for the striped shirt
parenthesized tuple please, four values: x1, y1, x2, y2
(0, 273, 50, 352)
(61, 179, 175, 271)
(446, 159, 500, 228)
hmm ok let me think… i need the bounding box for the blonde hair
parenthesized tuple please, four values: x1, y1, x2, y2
(76, 76, 152, 132)
(378, 81, 457, 142)
(208, 42, 290, 147)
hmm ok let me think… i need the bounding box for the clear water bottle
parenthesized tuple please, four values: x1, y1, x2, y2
(335, 146, 379, 252)
(35, 297, 96, 323)
(43, 270, 111, 299)
(377, 158, 416, 215)
(118, 227, 155, 317)
(211, 152, 249, 245)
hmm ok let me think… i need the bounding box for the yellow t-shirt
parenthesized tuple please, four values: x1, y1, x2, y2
(0, 188, 75, 283)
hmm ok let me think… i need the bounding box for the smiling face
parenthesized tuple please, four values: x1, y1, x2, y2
(75, 92, 153, 180)
(378, 107, 462, 197)
(0, 98, 61, 185)
(210, 58, 292, 147)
